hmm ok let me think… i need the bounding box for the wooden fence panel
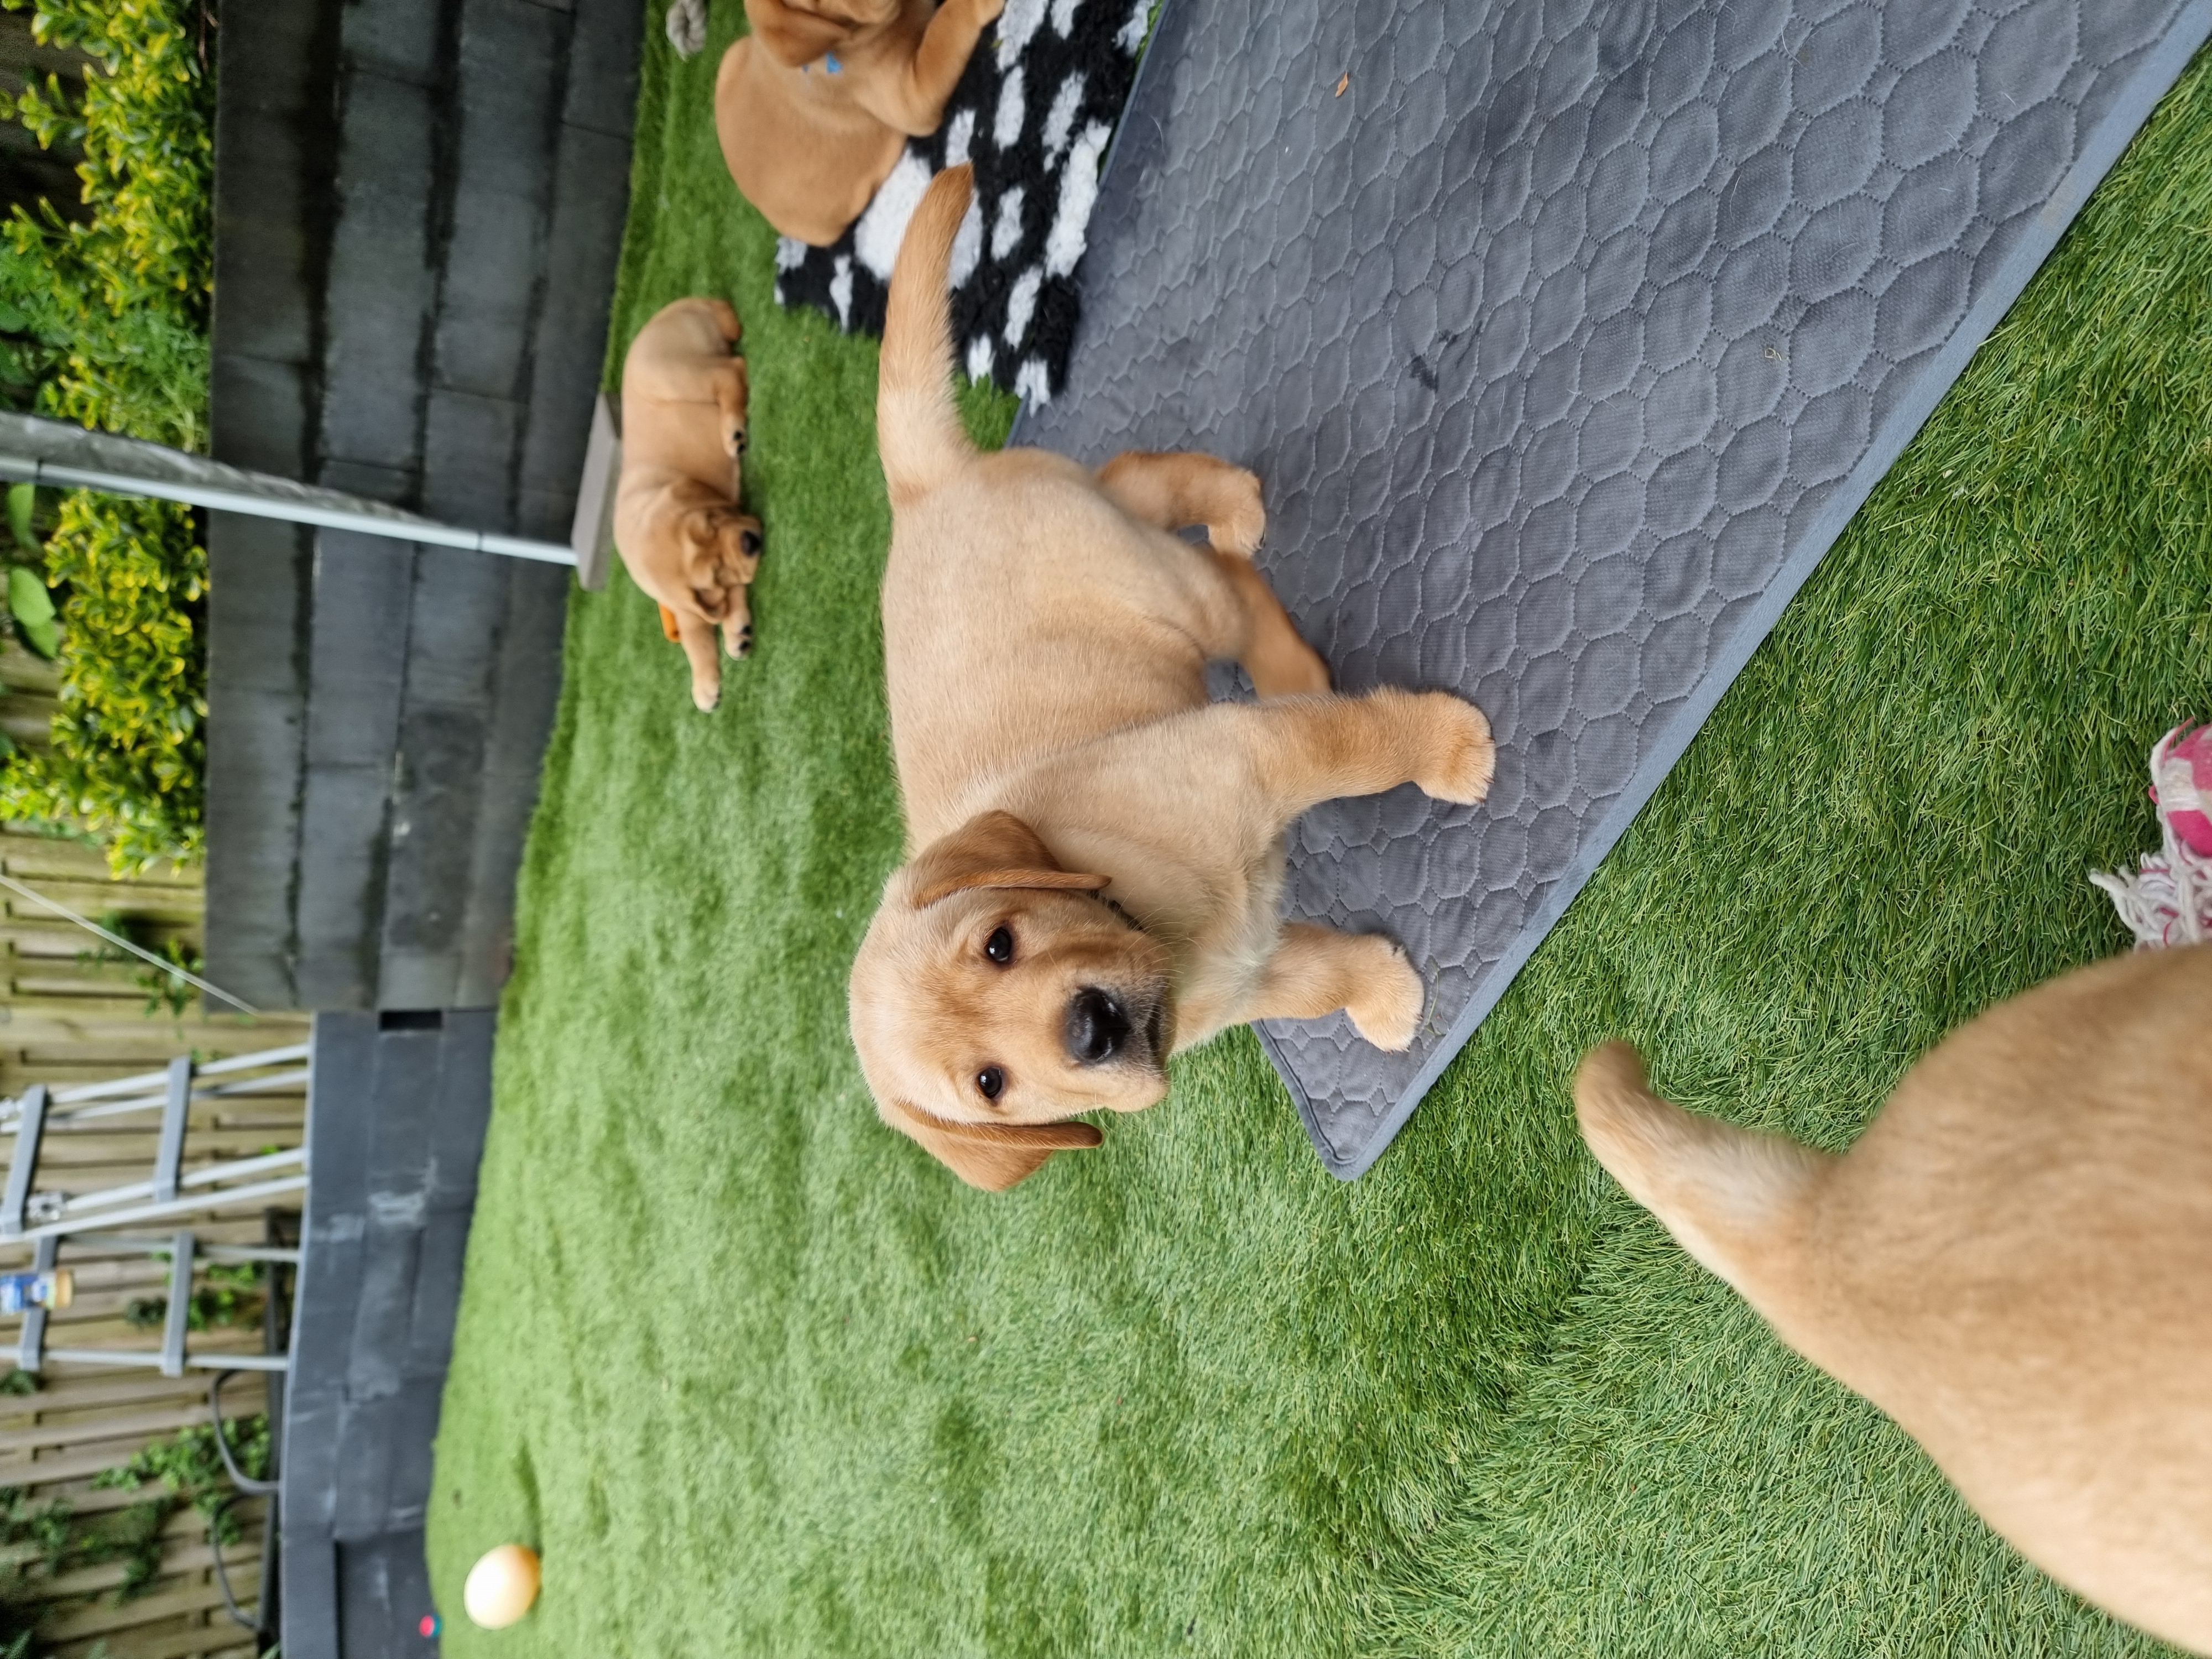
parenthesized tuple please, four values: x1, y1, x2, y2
(0, 818, 301, 1657)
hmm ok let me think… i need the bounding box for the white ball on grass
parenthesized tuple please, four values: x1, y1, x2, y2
(464, 1543, 541, 1629)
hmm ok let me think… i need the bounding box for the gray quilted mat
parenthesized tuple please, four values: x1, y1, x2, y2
(1015, 0, 2212, 1178)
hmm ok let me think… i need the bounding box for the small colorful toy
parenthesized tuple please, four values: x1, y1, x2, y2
(463, 1543, 541, 1630)
(2091, 722, 2212, 947)
(0, 1269, 71, 1316)
(419, 1613, 441, 1639)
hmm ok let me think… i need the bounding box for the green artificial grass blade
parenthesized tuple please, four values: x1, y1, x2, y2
(427, 17, 2212, 1657)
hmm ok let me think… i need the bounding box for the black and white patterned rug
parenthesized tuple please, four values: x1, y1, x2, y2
(771, 0, 1149, 404)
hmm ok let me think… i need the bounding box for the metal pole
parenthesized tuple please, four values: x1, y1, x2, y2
(0, 412, 576, 565)
(0, 870, 257, 1012)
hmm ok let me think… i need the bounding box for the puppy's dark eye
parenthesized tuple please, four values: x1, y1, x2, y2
(976, 1066, 1004, 1100)
(984, 926, 1014, 965)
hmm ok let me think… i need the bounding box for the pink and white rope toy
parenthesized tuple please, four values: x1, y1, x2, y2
(2091, 722, 2212, 949)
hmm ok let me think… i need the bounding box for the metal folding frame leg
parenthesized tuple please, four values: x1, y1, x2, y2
(208, 1209, 294, 1643)
(1, 1084, 46, 1237)
(0, 1045, 310, 1246)
(158, 1231, 194, 1378)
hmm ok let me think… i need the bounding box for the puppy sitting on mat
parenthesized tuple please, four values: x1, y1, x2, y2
(848, 166, 1497, 1191)
(616, 296, 763, 712)
(716, 0, 1003, 247)
(1577, 943, 2212, 1653)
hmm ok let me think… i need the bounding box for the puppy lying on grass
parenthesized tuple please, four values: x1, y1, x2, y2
(716, 0, 1003, 247)
(615, 297, 763, 712)
(848, 166, 1496, 1191)
(1577, 943, 2212, 1654)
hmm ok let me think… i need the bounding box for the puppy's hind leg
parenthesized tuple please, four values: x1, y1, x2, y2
(1098, 452, 1329, 697)
(872, 0, 1006, 134)
(1096, 450, 1266, 555)
(642, 321, 749, 463)
(1209, 549, 1331, 697)
(714, 355, 750, 466)
(1248, 922, 1424, 1050)
(703, 296, 742, 347)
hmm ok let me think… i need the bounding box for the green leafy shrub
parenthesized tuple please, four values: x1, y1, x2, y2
(1, 0, 211, 448)
(124, 1259, 265, 1330)
(0, 1414, 275, 1625)
(0, 0, 213, 871)
(1, 492, 206, 869)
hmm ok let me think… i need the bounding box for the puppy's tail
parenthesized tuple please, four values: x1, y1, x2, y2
(878, 164, 977, 508)
(1574, 1042, 1834, 1319)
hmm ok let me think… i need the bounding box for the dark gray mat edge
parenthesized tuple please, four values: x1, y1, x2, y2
(1288, 0, 2212, 1178)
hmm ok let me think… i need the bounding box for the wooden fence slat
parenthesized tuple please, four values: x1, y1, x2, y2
(8, 930, 199, 958)
(36, 1566, 262, 1641)
(1, 1026, 295, 1058)
(36, 1537, 262, 1602)
(0, 1441, 210, 1489)
(0, 1384, 261, 1491)
(2, 1313, 268, 1355)
(0, 854, 204, 890)
(25, 1478, 247, 1522)
(0, 1396, 259, 1455)
(0, 890, 205, 926)
(53, 1621, 263, 1659)
(0, 1374, 258, 1423)
(0, 1498, 262, 1575)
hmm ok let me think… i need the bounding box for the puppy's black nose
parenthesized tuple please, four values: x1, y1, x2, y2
(1065, 988, 1130, 1065)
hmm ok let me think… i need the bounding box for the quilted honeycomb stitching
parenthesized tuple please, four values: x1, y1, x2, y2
(1016, 0, 2208, 1175)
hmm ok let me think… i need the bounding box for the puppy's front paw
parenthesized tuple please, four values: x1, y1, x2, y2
(1346, 938, 1423, 1051)
(1211, 468, 1266, 559)
(1414, 693, 1494, 805)
(724, 617, 754, 658)
(726, 422, 748, 461)
(692, 675, 721, 712)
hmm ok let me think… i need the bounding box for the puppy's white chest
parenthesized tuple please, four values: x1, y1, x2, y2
(1169, 838, 1290, 1052)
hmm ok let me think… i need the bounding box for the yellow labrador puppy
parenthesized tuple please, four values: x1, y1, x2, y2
(849, 165, 1496, 1190)
(1577, 943, 2212, 1654)
(716, 0, 1003, 247)
(616, 296, 763, 712)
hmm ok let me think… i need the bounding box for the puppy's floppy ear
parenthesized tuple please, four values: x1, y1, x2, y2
(885, 1099, 1102, 1191)
(744, 0, 849, 66)
(679, 505, 720, 557)
(908, 810, 1109, 908)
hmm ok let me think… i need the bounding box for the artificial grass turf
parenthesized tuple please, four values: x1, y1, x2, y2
(426, 11, 2212, 1656)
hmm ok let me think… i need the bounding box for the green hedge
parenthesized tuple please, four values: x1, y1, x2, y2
(0, 0, 213, 872)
